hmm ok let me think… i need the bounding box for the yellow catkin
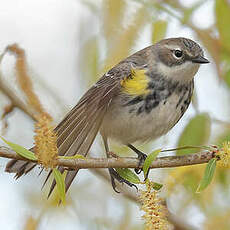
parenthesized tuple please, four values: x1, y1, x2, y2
(6, 44, 47, 116)
(216, 141, 230, 168)
(34, 113, 58, 169)
(140, 181, 169, 230)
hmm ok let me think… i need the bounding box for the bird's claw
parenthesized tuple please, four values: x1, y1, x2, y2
(134, 152, 147, 174)
(108, 168, 138, 193)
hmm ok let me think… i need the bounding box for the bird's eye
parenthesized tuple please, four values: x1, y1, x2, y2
(173, 50, 183, 59)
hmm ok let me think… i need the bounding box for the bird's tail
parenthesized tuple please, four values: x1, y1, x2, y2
(4, 79, 115, 196)
(5, 159, 36, 179)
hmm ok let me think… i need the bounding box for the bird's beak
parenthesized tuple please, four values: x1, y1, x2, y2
(192, 56, 209, 64)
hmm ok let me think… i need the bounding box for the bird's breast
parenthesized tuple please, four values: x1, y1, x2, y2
(100, 79, 194, 144)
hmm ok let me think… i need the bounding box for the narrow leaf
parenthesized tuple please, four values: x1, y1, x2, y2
(196, 158, 216, 193)
(143, 149, 161, 178)
(53, 168, 66, 204)
(0, 136, 37, 160)
(116, 168, 141, 184)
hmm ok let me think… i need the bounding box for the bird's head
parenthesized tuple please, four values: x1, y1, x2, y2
(154, 37, 209, 82)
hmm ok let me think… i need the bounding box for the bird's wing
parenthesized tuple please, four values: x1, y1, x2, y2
(54, 59, 148, 159)
(49, 62, 150, 195)
(45, 71, 126, 196)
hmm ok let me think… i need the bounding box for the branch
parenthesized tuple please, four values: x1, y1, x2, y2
(0, 145, 215, 169)
(0, 146, 205, 230)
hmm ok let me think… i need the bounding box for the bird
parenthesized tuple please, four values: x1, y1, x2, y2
(5, 37, 209, 195)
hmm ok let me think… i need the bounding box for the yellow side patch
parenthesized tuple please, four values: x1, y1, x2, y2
(120, 69, 150, 96)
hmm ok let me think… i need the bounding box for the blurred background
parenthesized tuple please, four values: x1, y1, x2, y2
(0, 0, 230, 229)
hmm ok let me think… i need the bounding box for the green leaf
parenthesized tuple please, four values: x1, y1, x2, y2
(116, 168, 141, 184)
(0, 136, 37, 160)
(143, 149, 161, 178)
(152, 20, 167, 43)
(196, 158, 216, 193)
(152, 182, 163, 191)
(215, 0, 230, 50)
(52, 168, 66, 204)
(176, 113, 211, 155)
(59, 154, 86, 160)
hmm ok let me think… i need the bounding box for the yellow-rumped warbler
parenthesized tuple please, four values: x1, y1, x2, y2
(6, 37, 209, 194)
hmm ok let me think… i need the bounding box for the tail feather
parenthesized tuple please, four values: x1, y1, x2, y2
(5, 159, 36, 179)
(58, 105, 105, 156)
(64, 171, 79, 193)
(46, 106, 106, 196)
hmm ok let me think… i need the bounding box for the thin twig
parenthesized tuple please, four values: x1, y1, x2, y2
(0, 146, 215, 170)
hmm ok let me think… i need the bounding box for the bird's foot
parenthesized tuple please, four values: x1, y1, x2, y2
(135, 152, 147, 174)
(108, 168, 138, 193)
(127, 144, 147, 174)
